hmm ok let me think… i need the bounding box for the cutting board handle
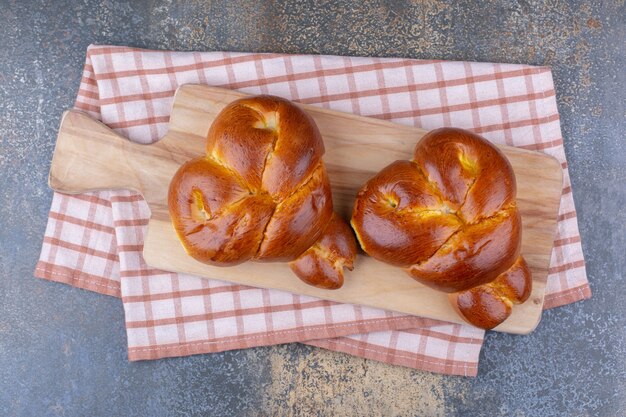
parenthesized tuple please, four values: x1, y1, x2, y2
(49, 110, 145, 194)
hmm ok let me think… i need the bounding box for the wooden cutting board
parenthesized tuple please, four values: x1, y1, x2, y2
(49, 84, 563, 334)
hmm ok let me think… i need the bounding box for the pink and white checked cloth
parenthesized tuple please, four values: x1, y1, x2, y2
(35, 45, 590, 376)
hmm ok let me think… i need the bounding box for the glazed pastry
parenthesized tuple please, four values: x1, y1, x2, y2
(169, 95, 356, 289)
(351, 127, 531, 329)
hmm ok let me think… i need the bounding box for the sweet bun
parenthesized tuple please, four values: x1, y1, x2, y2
(169, 95, 356, 289)
(351, 127, 531, 328)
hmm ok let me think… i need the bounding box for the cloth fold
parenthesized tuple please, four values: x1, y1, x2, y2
(35, 45, 590, 376)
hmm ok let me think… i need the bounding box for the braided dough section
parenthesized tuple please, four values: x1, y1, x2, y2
(351, 128, 532, 328)
(449, 256, 532, 329)
(169, 95, 356, 288)
(289, 213, 357, 289)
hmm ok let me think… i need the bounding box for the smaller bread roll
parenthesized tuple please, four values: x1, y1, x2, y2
(351, 127, 532, 329)
(449, 256, 532, 329)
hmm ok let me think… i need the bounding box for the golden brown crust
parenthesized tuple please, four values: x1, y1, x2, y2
(351, 127, 531, 325)
(255, 163, 333, 261)
(206, 95, 325, 200)
(448, 256, 532, 329)
(168, 158, 274, 265)
(169, 95, 355, 288)
(406, 205, 521, 292)
(412, 128, 516, 221)
(289, 213, 357, 289)
(351, 160, 462, 267)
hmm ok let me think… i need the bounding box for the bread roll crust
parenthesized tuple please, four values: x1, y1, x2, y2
(289, 213, 357, 289)
(449, 256, 532, 329)
(351, 127, 531, 327)
(169, 95, 355, 288)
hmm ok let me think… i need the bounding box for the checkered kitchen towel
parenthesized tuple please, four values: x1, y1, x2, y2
(35, 45, 590, 376)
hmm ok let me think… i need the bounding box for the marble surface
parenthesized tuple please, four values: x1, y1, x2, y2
(0, 1, 624, 416)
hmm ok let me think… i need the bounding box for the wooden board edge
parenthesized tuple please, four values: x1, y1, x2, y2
(143, 218, 547, 335)
(48, 110, 75, 192)
(173, 84, 566, 161)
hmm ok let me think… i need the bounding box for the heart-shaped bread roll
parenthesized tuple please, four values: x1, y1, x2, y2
(168, 95, 356, 289)
(351, 127, 531, 328)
